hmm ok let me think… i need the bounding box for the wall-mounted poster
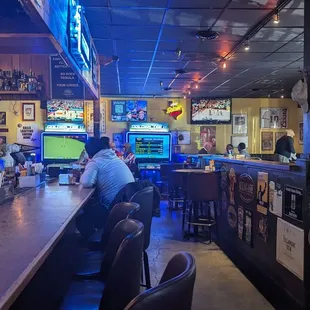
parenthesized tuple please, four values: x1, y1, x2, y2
(257, 215, 268, 242)
(200, 126, 216, 147)
(245, 210, 253, 246)
(16, 123, 39, 146)
(232, 114, 247, 134)
(231, 136, 248, 148)
(261, 108, 288, 129)
(238, 206, 244, 240)
(275, 132, 285, 143)
(85, 101, 94, 134)
(284, 186, 303, 222)
(276, 218, 304, 280)
(227, 205, 237, 229)
(257, 172, 268, 215)
(100, 101, 106, 134)
(261, 132, 274, 151)
(171, 130, 191, 145)
(299, 122, 303, 144)
(238, 173, 255, 204)
(269, 181, 283, 217)
(22, 103, 35, 121)
(228, 168, 237, 205)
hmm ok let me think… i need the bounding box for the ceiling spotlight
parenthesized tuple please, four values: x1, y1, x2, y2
(222, 62, 227, 69)
(188, 89, 191, 95)
(195, 83, 199, 89)
(281, 95, 284, 98)
(273, 13, 280, 24)
(183, 94, 187, 99)
(244, 40, 250, 51)
(159, 81, 163, 87)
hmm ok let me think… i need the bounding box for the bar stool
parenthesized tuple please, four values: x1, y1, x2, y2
(168, 171, 184, 211)
(185, 172, 220, 244)
(157, 163, 172, 199)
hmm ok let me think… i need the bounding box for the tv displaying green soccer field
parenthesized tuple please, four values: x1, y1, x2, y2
(42, 133, 87, 162)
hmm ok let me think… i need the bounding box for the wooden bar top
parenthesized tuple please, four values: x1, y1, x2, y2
(173, 169, 218, 174)
(0, 182, 95, 310)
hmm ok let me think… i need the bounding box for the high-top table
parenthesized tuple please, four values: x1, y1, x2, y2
(0, 182, 95, 310)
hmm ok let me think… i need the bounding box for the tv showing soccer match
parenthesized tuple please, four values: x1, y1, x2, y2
(127, 133, 171, 161)
(111, 100, 147, 122)
(190, 98, 232, 124)
(47, 100, 84, 122)
(41, 132, 88, 163)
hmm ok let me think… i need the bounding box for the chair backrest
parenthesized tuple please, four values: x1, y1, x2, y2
(186, 172, 220, 202)
(124, 252, 196, 310)
(130, 187, 154, 250)
(111, 181, 140, 206)
(100, 202, 140, 250)
(100, 219, 144, 310)
(160, 163, 173, 181)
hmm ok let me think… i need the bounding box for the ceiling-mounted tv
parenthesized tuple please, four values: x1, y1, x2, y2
(190, 98, 232, 124)
(47, 99, 84, 122)
(111, 100, 147, 122)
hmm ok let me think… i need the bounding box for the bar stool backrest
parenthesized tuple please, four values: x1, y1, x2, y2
(160, 163, 173, 181)
(186, 172, 220, 202)
(130, 187, 154, 250)
(100, 202, 140, 251)
(124, 252, 196, 310)
(100, 219, 144, 310)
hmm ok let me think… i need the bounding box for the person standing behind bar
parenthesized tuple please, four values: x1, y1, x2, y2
(199, 141, 213, 154)
(274, 129, 296, 163)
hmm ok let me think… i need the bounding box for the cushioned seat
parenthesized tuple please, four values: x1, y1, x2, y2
(61, 219, 144, 310)
(60, 280, 104, 310)
(88, 229, 103, 251)
(75, 202, 140, 278)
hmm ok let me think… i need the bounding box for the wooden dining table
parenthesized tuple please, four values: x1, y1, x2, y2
(0, 182, 95, 310)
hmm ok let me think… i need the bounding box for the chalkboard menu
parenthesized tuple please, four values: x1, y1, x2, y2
(50, 55, 84, 99)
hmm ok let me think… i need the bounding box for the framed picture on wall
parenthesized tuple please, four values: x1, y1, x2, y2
(260, 108, 288, 129)
(0, 112, 6, 125)
(232, 114, 247, 134)
(261, 132, 274, 151)
(22, 103, 35, 121)
(231, 136, 248, 148)
(299, 122, 303, 144)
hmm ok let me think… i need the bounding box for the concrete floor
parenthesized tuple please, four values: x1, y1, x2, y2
(147, 202, 274, 310)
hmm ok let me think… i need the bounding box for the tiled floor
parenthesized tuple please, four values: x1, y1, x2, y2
(147, 202, 274, 310)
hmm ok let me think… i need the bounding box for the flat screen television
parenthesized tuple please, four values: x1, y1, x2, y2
(111, 100, 147, 122)
(47, 100, 84, 122)
(126, 132, 172, 161)
(41, 132, 88, 163)
(190, 98, 232, 124)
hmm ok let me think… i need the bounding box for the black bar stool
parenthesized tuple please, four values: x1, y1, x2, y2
(185, 172, 220, 244)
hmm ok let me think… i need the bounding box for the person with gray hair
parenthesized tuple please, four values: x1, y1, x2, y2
(274, 129, 296, 163)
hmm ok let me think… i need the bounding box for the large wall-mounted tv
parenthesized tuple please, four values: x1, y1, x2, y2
(190, 98, 232, 124)
(126, 132, 172, 161)
(111, 100, 147, 122)
(41, 132, 88, 163)
(47, 100, 84, 122)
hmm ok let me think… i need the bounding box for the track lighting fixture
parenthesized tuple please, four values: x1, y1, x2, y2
(244, 40, 250, 51)
(273, 13, 280, 24)
(222, 62, 227, 69)
(159, 81, 163, 87)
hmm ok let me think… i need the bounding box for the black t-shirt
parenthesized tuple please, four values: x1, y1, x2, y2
(275, 136, 295, 158)
(198, 148, 208, 154)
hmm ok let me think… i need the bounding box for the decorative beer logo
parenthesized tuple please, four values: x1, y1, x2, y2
(239, 173, 255, 203)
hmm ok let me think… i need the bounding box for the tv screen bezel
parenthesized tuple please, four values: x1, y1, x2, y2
(111, 100, 148, 122)
(41, 132, 88, 163)
(126, 132, 172, 162)
(46, 100, 85, 123)
(190, 97, 232, 125)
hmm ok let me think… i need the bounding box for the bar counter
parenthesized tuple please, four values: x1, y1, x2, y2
(0, 182, 95, 310)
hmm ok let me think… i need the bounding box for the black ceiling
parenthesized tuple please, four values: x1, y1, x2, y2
(80, 0, 304, 98)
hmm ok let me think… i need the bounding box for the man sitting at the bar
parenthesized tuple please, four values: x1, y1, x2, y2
(77, 137, 134, 238)
(237, 143, 251, 159)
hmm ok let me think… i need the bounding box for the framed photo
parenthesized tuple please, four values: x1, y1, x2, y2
(260, 108, 288, 129)
(231, 136, 248, 148)
(0, 112, 6, 125)
(299, 122, 303, 144)
(275, 132, 285, 143)
(200, 126, 216, 147)
(261, 132, 274, 151)
(22, 103, 35, 121)
(232, 114, 247, 134)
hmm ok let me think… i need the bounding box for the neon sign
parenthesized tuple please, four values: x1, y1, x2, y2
(163, 101, 183, 120)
